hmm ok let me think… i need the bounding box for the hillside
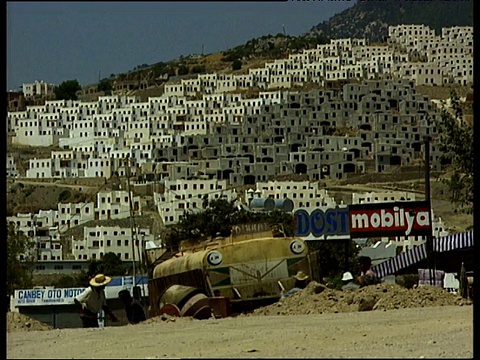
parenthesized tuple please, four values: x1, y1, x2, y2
(307, 0, 473, 43)
(89, 32, 329, 95)
(75, 0, 474, 98)
(7, 1, 473, 244)
(7, 168, 473, 237)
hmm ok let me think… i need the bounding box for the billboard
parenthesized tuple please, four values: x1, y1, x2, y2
(13, 288, 85, 307)
(294, 201, 432, 241)
(348, 200, 432, 238)
(294, 205, 350, 241)
(12, 276, 150, 307)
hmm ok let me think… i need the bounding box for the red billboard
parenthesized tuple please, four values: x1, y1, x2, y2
(348, 201, 432, 238)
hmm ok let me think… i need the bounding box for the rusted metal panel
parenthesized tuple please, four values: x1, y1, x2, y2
(307, 250, 323, 283)
(148, 269, 207, 317)
(179, 293, 210, 317)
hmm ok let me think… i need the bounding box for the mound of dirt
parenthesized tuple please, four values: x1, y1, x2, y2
(7, 312, 54, 333)
(247, 282, 471, 317)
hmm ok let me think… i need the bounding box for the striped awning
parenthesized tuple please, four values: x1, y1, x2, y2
(371, 230, 474, 278)
(372, 243, 427, 278)
(433, 230, 473, 253)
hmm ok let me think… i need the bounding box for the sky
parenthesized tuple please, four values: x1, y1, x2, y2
(6, 1, 355, 91)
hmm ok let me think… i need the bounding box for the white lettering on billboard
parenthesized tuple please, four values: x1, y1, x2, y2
(350, 207, 429, 236)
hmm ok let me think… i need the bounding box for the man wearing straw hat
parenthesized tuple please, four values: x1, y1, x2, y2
(281, 270, 310, 298)
(74, 274, 118, 328)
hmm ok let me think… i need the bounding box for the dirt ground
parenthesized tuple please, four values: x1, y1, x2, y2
(6, 306, 473, 359)
(7, 283, 473, 359)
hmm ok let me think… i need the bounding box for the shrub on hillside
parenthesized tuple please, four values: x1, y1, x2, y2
(232, 59, 242, 71)
(58, 189, 71, 203)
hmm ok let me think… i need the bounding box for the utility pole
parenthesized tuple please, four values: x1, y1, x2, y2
(424, 135, 434, 285)
(125, 156, 137, 286)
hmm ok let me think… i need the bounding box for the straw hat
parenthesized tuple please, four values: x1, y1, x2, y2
(342, 272, 354, 281)
(89, 274, 111, 287)
(293, 271, 309, 281)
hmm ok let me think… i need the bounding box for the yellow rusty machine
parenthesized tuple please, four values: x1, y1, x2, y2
(147, 224, 311, 317)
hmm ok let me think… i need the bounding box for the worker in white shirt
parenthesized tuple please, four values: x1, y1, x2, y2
(74, 274, 118, 328)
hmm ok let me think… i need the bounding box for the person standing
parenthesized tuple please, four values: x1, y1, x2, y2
(341, 271, 360, 291)
(74, 274, 118, 328)
(357, 256, 381, 287)
(118, 289, 147, 324)
(281, 271, 310, 298)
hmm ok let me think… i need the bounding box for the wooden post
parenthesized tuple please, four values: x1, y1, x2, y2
(424, 136, 434, 285)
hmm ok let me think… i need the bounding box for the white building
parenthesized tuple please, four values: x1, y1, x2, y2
(7, 213, 62, 261)
(7, 155, 19, 177)
(57, 202, 96, 233)
(25, 158, 54, 178)
(154, 179, 237, 225)
(7, 24, 474, 185)
(96, 190, 142, 221)
(72, 226, 153, 261)
(252, 180, 337, 209)
(22, 80, 56, 98)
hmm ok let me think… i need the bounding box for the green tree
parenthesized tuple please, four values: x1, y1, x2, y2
(435, 91, 473, 214)
(53, 273, 88, 288)
(87, 252, 127, 277)
(178, 65, 190, 76)
(54, 79, 81, 100)
(87, 258, 103, 277)
(232, 59, 242, 71)
(102, 252, 128, 276)
(152, 62, 166, 77)
(166, 199, 295, 246)
(190, 65, 206, 74)
(7, 222, 36, 294)
(97, 78, 113, 94)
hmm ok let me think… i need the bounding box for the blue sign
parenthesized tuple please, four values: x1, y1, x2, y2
(14, 287, 85, 306)
(123, 276, 134, 286)
(294, 206, 350, 240)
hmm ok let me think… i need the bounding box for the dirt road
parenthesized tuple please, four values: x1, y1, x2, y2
(10, 178, 99, 189)
(7, 305, 473, 359)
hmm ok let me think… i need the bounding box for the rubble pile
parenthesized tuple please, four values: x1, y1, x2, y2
(248, 282, 472, 317)
(7, 311, 54, 333)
